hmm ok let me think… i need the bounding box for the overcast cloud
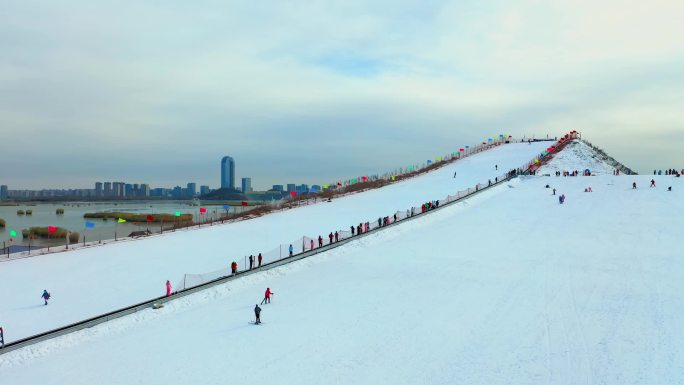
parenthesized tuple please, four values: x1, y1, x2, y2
(1, 0, 683, 189)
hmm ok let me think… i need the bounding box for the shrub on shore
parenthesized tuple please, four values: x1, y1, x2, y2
(0, 218, 5, 227)
(83, 212, 193, 223)
(17, 210, 25, 215)
(56, 208, 65, 215)
(22, 227, 70, 239)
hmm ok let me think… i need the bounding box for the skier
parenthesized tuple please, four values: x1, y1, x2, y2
(632, 182, 637, 189)
(231, 261, 238, 274)
(41, 289, 51, 305)
(261, 287, 274, 305)
(166, 280, 172, 297)
(254, 304, 262, 324)
(258, 253, 263, 267)
(495, 164, 498, 170)
(453, 171, 457, 178)
(249, 255, 254, 269)
(668, 186, 672, 191)
(651, 179, 656, 187)
(289, 244, 293, 256)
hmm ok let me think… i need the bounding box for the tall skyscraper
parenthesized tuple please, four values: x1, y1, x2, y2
(140, 184, 150, 197)
(187, 183, 197, 196)
(95, 182, 103, 197)
(221, 156, 235, 189)
(200, 185, 210, 195)
(104, 182, 112, 197)
(0, 185, 7, 200)
(287, 184, 296, 193)
(241, 178, 252, 193)
(271, 185, 284, 192)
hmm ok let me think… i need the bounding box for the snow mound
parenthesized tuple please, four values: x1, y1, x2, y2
(539, 140, 616, 175)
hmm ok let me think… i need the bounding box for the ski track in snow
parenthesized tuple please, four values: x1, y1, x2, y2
(2, 141, 684, 385)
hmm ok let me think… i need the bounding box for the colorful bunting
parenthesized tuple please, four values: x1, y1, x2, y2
(48, 226, 58, 233)
(117, 218, 126, 223)
(199, 207, 207, 213)
(174, 211, 181, 217)
(9, 229, 17, 238)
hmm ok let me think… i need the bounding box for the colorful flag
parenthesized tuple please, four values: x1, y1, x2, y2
(117, 218, 126, 223)
(146, 215, 154, 222)
(85, 221, 96, 229)
(174, 211, 181, 217)
(241, 201, 248, 206)
(199, 207, 207, 213)
(9, 229, 17, 238)
(290, 191, 297, 197)
(47, 226, 58, 233)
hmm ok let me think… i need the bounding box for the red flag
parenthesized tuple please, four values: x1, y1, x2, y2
(47, 226, 58, 233)
(199, 207, 207, 213)
(146, 215, 154, 222)
(290, 191, 297, 197)
(241, 201, 248, 206)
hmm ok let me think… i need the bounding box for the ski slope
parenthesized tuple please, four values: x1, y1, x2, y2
(539, 140, 617, 175)
(0, 141, 548, 343)
(2, 160, 682, 384)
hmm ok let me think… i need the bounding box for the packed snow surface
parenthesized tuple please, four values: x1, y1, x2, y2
(2, 171, 682, 385)
(539, 140, 617, 175)
(0, 142, 548, 342)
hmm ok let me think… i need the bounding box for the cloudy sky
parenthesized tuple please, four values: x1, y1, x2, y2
(2, 0, 683, 190)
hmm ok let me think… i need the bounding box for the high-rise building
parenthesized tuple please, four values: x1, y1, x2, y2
(221, 156, 235, 189)
(125, 184, 133, 197)
(200, 185, 210, 195)
(241, 178, 252, 193)
(271, 185, 284, 192)
(95, 182, 103, 197)
(287, 184, 296, 193)
(140, 184, 150, 197)
(104, 182, 112, 196)
(187, 183, 197, 196)
(0, 185, 7, 200)
(112, 182, 125, 197)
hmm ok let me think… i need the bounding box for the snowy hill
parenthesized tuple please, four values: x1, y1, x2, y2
(539, 139, 617, 175)
(0, 141, 548, 342)
(2, 140, 683, 385)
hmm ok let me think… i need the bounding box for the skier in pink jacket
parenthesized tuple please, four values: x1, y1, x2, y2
(166, 280, 172, 297)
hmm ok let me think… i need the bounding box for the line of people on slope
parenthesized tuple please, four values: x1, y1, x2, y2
(654, 169, 683, 176)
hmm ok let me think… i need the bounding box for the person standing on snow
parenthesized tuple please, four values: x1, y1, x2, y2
(328, 232, 333, 244)
(289, 244, 293, 256)
(495, 164, 498, 170)
(231, 261, 238, 274)
(258, 253, 263, 267)
(632, 182, 637, 189)
(334, 231, 339, 242)
(166, 280, 172, 297)
(310, 239, 314, 250)
(254, 304, 262, 324)
(651, 179, 656, 187)
(318, 235, 323, 247)
(249, 255, 254, 269)
(261, 287, 274, 305)
(41, 289, 51, 305)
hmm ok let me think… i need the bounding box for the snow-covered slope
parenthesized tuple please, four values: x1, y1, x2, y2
(0, 142, 548, 342)
(539, 140, 617, 175)
(2, 170, 682, 385)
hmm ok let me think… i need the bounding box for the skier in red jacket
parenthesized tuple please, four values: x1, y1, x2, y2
(258, 253, 263, 267)
(231, 261, 238, 274)
(261, 287, 274, 305)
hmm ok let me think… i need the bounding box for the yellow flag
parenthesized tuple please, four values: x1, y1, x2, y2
(117, 218, 126, 223)
(391, 176, 396, 181)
